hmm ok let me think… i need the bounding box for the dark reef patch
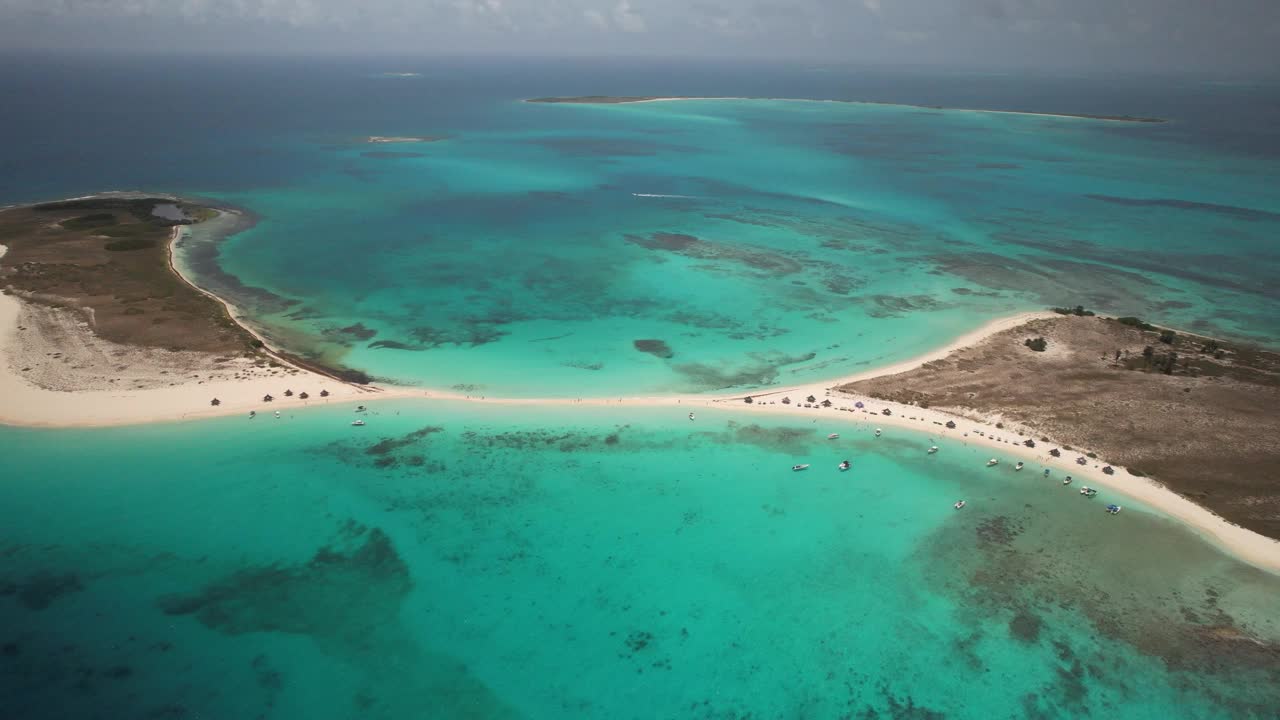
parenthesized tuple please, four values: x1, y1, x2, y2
(1084, 194, 1280, 222)
(323, 323, 378, 343)
(625, 232, 803, 276)
(1008, 610, 1042, 643)
(158, 525, 411, 645)
(864, 294, 949, 319)
(365, 426, 444, 457)
(633, 339, 674, 359)
(673, 350, 816, 390)
(368, 340, 421, 351)
(0, 572, 85, 611)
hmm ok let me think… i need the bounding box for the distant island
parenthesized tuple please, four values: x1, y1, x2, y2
(526, 96, 1167, 123)
(366, 135, 447, 144)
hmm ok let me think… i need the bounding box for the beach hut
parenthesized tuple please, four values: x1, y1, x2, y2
(821, 399, 832, 407)
(806, 395, 817, 404)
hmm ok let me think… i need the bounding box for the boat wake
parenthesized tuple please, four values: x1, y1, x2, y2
(632, 193, 703, 199)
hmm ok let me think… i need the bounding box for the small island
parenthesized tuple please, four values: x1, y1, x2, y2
(366, 135, 447, 144)
(0, 194, 371, 426)
(526, 96, 1167, 123)
(837, 310, 1280, 538)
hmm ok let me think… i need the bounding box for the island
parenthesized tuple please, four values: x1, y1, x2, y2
(526, 96, 1168, 123)
(0, 194, 371, 426)
(1, 199, 1275, 572)
(836, 310, 1280, 539)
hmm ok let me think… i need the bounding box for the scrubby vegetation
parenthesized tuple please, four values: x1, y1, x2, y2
(1024, 337, 1047, 352)
(1052, 305, 1095, 317)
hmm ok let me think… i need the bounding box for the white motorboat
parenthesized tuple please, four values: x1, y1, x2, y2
(838, 460, 851, 471)
(791, 464, 810, 472)
(928, 446, 938, 454)
(274, 411, 281, 419)
(689, 413, 695, 421)
(874, 428, 882, 437)
(986, 458, 999, 467)
(351, 420, 366, 427)
(954, 500, 966, 510)
(1014, 462, 1024, 471)
(828, 433, 840, 440)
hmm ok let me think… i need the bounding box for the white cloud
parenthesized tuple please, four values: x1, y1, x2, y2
(612, 0, 645, 32)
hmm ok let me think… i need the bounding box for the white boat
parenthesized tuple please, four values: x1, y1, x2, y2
(828, 433, 840, 440)
(274, 411, 281, 419)
(791, 464, 810, 472)
(954, 500, 966, 510)
(1106, 504, 1122, 515)
(1063, 476, 1073, 485)
(928, 446, 938, 454)
(874, 428, 882, 437)
(986, 458, 999, 467)
(249, 411, 256, 418)
(688, 413, 695, 421)
(838, 460, 851, 471)
(351, 420, 365, 427)
(1014, 462, 1024, 471)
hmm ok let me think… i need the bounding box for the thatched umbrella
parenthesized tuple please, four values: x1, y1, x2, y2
(806, 395, 817, 403)
(821, 399, 832, 407)
(743, 396, 753, 404)
(781, 397, 791, 405)
(855, 401, 864, 409)
(320, 389, 330, 398)
(263, 394, 274, 402)
(299, 392, 310, 400)
(210, 398, 221, 406)
(284, 389, 294, 397)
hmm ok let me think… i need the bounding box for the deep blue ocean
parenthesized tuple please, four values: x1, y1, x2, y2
(2, 56, 1279, 718)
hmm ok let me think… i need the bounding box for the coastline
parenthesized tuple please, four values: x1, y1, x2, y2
(525, 96, 1167, 123)
(2, 200, 1278, 574)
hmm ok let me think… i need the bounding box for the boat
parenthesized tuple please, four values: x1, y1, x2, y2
(791, 464, 810, 472)
(954, 500, 966, 510)
(1043, 469, 1050, 477)
(351, 420, 365, 427)
(1080, 487, 1098, 497)
(1014, 462, 1024, 471)
(1106, 504, 1122, 515)
(874, 428, 882, 437)
(986, 458, 999, 467)
(249, 411, 256, 418)
(838, 460, 851, 471)
(928, 446, 938, 454)
(828, 433, 840, 440)
(1063, 476, 1073, 485)
(274, 411, 281, 419)
(689, 413, 695, 421)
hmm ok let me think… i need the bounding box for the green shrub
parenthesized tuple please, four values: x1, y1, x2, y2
(1024, 337, 1048, 352)
(1117, 317, 1155, 331)
(104, 237, 157, 251)
(61, 213, 118, 230)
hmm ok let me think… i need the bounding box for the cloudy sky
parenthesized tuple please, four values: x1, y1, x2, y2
(1, 0, 1277, 72)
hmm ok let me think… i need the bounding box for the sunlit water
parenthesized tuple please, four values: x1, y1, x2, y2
(2, 57, 1279, 719)
(1, 403, 1278, 719)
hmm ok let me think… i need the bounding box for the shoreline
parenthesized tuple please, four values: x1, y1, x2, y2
(524, 96, 1167, 123)
(2, 202, 1277, 574)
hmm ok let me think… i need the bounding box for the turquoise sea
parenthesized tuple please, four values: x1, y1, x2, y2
(3, 403, 1280, 719)
(2, 56, 1280, 717)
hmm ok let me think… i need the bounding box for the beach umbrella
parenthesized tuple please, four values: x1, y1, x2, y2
(855, 401, 864, 408)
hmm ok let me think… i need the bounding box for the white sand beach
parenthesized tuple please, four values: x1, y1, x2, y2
(1, 233, 1277, 573)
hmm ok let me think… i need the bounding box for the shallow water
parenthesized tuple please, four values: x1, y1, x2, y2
(4, 57, 1277, 394)
(188, 97, 1280, 394)
(1, 402, 1277, 719)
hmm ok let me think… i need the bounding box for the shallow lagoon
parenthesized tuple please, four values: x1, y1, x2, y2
(2, 402, 1277, 719)
(183, 96, 1280, 394)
